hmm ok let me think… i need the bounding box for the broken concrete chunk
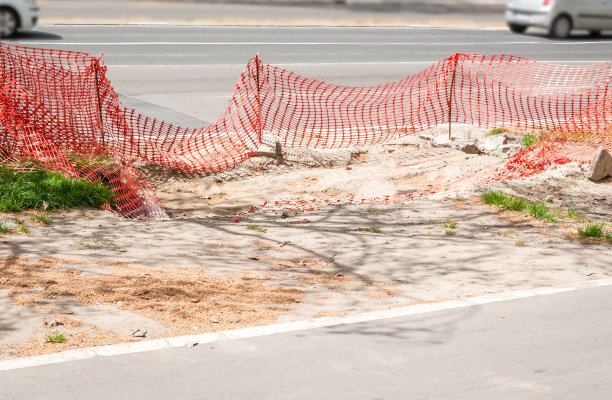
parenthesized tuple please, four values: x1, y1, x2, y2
(588, 147, 612, 182)
(479, 134, 508, 153)
(497, 144, 523, 159)
(451, 139, 479, 154)
(255, 133, 278, 157)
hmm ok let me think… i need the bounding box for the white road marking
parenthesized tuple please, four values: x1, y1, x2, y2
(1, 277, 611, 372)
(105, 60, 610, 68)
(13, 41, 612, 46)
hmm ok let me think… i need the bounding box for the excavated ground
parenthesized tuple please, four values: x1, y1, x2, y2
(1, 127, 611, 360)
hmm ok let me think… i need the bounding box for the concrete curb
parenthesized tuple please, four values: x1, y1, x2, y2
(2, 277, 612, 372)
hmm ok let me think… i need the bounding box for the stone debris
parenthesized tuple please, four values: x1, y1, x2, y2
(587, 147, 612, 182)
(479, 134, 508, 154)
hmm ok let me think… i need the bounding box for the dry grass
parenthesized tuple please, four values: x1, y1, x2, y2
(1, 256, 304, 337)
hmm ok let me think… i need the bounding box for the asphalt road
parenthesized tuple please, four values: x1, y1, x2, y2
(1, 285, 611, 399)
(4, 25, 612, 125)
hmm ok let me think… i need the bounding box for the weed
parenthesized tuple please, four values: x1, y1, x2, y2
(527, 202, 557, 222)
(522, 134, 539, 147)
(577, 224, 604, 238)
(486, 127, 509, 136)
(442, 220, 457, 229)
(483, 191, 526, 211)
(483, 191, 557, 221)
(0, 221, 14, 234)
(515, 240, 527, 247)
(356, 226, 382, 233)
(500, 230, 517, 237)
(46, 331, 65, 343)
(29, 215, 53, 225)
(14, 217, 24, 225)
(566, 206, 580, 219)
(18, 225, 29, 234)
(247, 224, 267, 233)
(445, 230, 456, 236)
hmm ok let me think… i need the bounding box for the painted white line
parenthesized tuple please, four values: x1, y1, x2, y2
(105, 60, 611, 68)
(13, 40, 612, 46)
(14, 41, 600, 46)
(1, 277, 611, 372)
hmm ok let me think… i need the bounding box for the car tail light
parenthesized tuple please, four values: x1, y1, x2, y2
(543, 0, 552, 5)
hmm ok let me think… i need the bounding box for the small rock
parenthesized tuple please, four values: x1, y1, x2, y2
(190, 298, 200, 303)
(211, 319, 219, 324)
(116, 301, 123, 307)
(46, 320, 63, 328)
(186, 341, 199, 348)
(587, 147, 612, 182)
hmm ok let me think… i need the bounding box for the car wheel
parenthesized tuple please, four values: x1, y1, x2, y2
(0, 8, 18, 38)
(508, 24, 528, 34)
(589, 30, 601, 37)
(549, 15, 572, 39)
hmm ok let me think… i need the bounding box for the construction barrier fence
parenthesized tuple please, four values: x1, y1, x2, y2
(0, 43, 610, 217)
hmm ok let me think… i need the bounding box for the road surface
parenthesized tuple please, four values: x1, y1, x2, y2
(5, 25, 612, 125)
(1, 285, 611, 399)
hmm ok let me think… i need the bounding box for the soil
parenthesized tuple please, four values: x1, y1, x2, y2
(1, 125, 611, 360)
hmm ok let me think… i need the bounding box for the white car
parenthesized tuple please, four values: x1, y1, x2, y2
(506, 0, 612, 38)
(0, 0, 39, 38)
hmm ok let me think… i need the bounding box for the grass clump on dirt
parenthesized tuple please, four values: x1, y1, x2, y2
(0, 221, 14, 234)
(577, 224, 612, 243)
(247, 224, 267, 233)
(45, 331, 65, 344)
(29, 215, 53, 225)
(356, 226, 382, 233)
(486, 127, 509, 136)
(483, 190, 559, 222)
(522, 134, 539, 147)
(483, 190, 526, 211)
(0, 166, 114, 212)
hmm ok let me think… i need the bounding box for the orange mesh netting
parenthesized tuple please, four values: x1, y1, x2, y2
(0, 43, 610, 217)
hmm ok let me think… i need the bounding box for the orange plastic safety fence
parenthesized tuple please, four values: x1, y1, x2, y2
(0, 43, 610, 218)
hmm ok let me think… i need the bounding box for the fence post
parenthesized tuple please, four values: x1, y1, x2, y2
(93, 55, 105, 149)
(254, 55, 263, 144)
(448, 54, 459, 140)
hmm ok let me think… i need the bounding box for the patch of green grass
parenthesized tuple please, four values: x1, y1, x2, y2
(247, 224, 267, 233)
(442, 220, 457, 229)
(577, 224, 605, 238)
(45, 331, 65, 344)
(445, 230, 456, 236)
(486, 127, 509, 136)
(0, 166, 115, 212)
(0, 221, 14, 234)
(29, 215, 53, 225)
(18, 225, 29, 234)
(527, 202, 557, 222)
(566, 206, 578, 219)
(515, 240, 527, 247)
(483, 190, 527, 211)
(483, 191, 560, 222)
